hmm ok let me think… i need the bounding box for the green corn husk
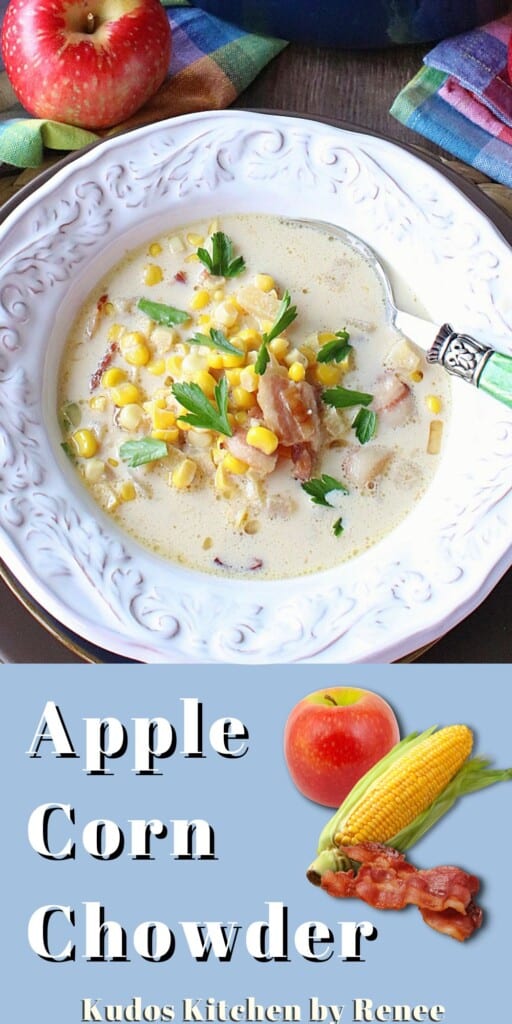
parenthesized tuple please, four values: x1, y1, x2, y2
(307, 727, 512, 885)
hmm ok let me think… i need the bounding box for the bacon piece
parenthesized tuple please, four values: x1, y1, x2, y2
(89, 340, 118, 392)
(420, 902, 483, 942)
(257, 369, 320, 479)
(371, 372, 414, 427)
(319, 842, 482, 941)
(175, 270, 187, 284)
(226, 428, 278, 476)
(85, 292, 109, 340)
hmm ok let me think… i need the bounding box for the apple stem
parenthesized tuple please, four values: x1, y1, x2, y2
(85, 11, 96, 33)
(324, 694, 337, 706)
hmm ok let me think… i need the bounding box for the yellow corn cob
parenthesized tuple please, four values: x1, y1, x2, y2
(334, 725, 473, 847)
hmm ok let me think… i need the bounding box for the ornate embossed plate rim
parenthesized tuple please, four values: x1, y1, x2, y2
(0, 109, 511, 663)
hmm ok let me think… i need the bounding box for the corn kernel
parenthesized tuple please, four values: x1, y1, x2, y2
(107, 322, 125, 342)
(300, 345, 317, 364)
(148, 242, 162, 257)
(108, 458, 119, 468)
(152, 326, 176, 353)
(410, 370, 424, 383)
(146, 359, 165, 376)
(111, 382, 141, 406)
(182, 352, 209, 376)
(221, 349, 245, 369)
(225, 368, 242, 386)
(103, 301, 114, 316)
(119, 481, 136, 502)
(101, 366, 126, 388)
(151, 427, 179, 443)
(238, 328, 262, 349)
(193, 370, 217, 398)
(254, 273, 275, 292)
(172, 458, 197, 489)
(187, 232, 204, 247)
(214, 462, 234, 497)
(239, 365, 258, 392)
(246, 425, 278, 455)
(288, 361, 306, 382)
(89, 395, 108, 412)
(206, 350, 224, 370)
(119, 403, 145, 431)
(213, 288, 225, 302)
(314, 362, 343, 386)
(166, 355, 184, 377)
(176, 418, 192, 431)
(71, 428, 98, 459)
(143, 263, 164, 286)
(120, 331, 150, 367)
(213, 300, 239, 329)
(185, 253, 200, 263)
(190, 289, 211, 311)
(84, 458, 105, 483)
(426, 394, 442, 414)
(269, 336, 289, 359)
(198, 314, 212, 328)
(153, 406, 176, 430)
(234, 411, 248, 426)
(231, 386, 255, 410)
(223, 452, 249, 475)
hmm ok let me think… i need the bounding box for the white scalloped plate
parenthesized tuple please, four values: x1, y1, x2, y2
(1, 110, 512, 663)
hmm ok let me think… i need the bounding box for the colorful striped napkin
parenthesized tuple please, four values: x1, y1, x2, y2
(391, 14, 512, 187)
(0, 0, 286, 168)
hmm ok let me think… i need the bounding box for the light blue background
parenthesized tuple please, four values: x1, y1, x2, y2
(2, 664, 511, 1023)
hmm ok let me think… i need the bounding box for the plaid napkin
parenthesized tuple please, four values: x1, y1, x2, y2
(0, 0, 286, 168)
(390, 14, 512, 187)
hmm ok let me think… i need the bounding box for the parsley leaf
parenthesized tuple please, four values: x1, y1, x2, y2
(301, 474, 349, 507)
(317, 330, 352, 364)
(333, 517, 344, 537)
(172, 376, 233, 436)
(352, 407, 377, 444)
(119, 437, 168, 467)
(255, 290, 298, 375)
(187, 327, 243, 356)
(321, 386, 373, 409)
(137, 298, 190, 326)
(197, 232, 246, 278)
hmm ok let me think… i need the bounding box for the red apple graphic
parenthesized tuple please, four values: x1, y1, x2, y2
(284, 686, 400, 807)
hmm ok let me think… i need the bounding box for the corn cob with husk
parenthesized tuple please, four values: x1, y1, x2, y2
(307, 724, 512, 884)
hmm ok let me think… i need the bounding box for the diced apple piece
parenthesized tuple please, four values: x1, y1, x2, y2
(236, 284, 280, 320)
(384, 337, 422, 374)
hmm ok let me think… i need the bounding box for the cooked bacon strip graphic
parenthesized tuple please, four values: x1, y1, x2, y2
(420, 902, 483, 942)
(320, 842, 482, 941)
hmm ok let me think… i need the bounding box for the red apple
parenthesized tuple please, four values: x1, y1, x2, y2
(284, 686, 400, 808)
(1, 0, 172, 129)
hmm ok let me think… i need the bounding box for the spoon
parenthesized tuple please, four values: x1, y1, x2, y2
(297, 219, 512, 410)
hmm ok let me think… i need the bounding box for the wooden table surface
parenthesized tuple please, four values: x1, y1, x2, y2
(1, 40, 511, 663)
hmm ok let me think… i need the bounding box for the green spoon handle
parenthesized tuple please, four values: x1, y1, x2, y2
(427, 324, 512, 410)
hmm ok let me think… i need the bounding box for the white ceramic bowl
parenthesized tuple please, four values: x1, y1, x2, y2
(1, 110, 511, 662)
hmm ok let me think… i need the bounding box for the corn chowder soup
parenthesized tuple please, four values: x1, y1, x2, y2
(58, 215, 449, 579)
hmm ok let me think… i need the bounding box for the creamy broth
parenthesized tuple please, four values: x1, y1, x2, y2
(58, 215, 449, 579)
